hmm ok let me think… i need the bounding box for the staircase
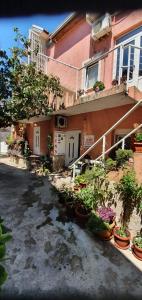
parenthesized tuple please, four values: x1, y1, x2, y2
(70, 99, 142, 181)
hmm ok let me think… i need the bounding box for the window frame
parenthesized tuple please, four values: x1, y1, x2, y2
(82, 58, 100, 91)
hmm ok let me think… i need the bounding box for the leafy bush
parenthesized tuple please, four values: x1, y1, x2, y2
(105, 158, 117, 172)
(115, 149, 133, 167)
(6, 134, 14, 145)
(0, 219, 12, 290)
(117, 169, 142, 226)
(135, 132, 142, 142)
(75, 174, 87, 185)
(76, 186, 97, 210)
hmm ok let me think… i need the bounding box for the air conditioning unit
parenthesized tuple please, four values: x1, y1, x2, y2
(55, 116, 67, 128)
(86, 13, 99, 25)
(91, 13, 111, 41)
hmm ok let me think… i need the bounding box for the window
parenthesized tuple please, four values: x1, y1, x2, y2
(86, 63, 98, 89)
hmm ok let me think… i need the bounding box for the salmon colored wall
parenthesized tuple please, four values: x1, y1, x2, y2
(25, 105, 142, 158)
(46, 10, 142, 97)
(46, 18, 91, 91)
(25, 120, 52, 155)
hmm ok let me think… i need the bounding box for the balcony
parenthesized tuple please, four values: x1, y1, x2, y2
(36, 43, 142, 115)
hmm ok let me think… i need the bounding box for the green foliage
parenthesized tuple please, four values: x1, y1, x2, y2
(117, 169, 142, 226)
(76, 186, 97, 210)
(85, 164, 106, 183)
(133, 233, 142, 248)
(59, 188, 77, 205)
(135, 132, 142, 142)
(87, 213, 110, 233)
(75, 174, 87, 184)
(93, 81, 105, 91)
(0, 28, 63, 127)
(0, 265, 7, 288)
(0, 220, 12, 289)
(75, 164, 116, 208)
(47, 134, 53, 151)
(115, 226, 129, 237)
(105, 158, 117, 172)
(115, 149, 133, 167)
(6, 134, 14, 145)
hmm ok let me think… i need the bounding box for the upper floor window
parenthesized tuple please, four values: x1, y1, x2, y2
(86, 63, 98, 89)
(115, 25, 142, 82)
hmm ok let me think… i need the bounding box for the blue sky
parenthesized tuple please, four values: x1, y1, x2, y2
(0, 14, 69, 55)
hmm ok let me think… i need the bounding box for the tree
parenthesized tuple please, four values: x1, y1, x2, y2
(0, 28, 62, 127)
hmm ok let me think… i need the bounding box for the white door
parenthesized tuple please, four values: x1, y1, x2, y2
(65, 131, 79, 166)
(0, 142, 8, 154)
(33, 127, 40, 155)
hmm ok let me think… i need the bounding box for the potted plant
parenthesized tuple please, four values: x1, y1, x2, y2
(133, 132, 142, 153)
(93, 81, 105, 92)
(87, 206, 116, 240)
(75, 187, 95, 223)
(112, 79, 118, 86)
(132, 232, 142, 260)
(113, 226, 131, 249)
(61, 188, 76, 218)
(74, 174, 87, 189)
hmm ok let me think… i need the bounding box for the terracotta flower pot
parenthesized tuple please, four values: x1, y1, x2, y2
(114, 227, 131, 249)
(75, 206, 91, 224)
(94, 221, 115, 241)
(79, 183, 87, 189)
(133, 142, 142, 153)
(132, 244, 142, 260)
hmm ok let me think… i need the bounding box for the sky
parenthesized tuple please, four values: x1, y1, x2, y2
(0, 13, 69, 55)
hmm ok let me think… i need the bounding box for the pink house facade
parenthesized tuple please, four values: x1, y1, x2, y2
(15, 11, 142, 169)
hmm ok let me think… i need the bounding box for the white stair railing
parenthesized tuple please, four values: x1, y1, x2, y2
(94, 123, 142, 162)
(70, 99, 142, 181)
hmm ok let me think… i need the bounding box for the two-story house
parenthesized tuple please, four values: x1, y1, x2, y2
(15, 11, 142, 170)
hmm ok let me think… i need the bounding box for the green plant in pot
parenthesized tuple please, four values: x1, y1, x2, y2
(74, 174, 87, 189)
(133, 132, 142, 153)
(114, 169, 141, 249)
(132, 232, 142, 260)
(87, 206, 116, 240)
(115, 149, 133, 168)
(60, 188, 77, 218)
(93, 81, 105, 92)
(114, 226, 131, 249)
(75, 186, 96, 223)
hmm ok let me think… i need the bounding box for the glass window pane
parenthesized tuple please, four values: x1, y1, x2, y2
(86, 63, 98, 89)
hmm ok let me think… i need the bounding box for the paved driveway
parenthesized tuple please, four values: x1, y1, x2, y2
(0, 159, 142, 300)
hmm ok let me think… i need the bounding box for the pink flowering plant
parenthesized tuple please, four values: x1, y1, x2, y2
(97, 207, 116, 224)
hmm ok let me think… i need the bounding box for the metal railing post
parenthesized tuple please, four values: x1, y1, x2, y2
(102, 136, 106, 160)
(72, 164, 76, 183)
(121, 139, 125, 150)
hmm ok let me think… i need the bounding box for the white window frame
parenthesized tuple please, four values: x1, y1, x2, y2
(113, 28, 142, 82)
(82, 57, 101, 91)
